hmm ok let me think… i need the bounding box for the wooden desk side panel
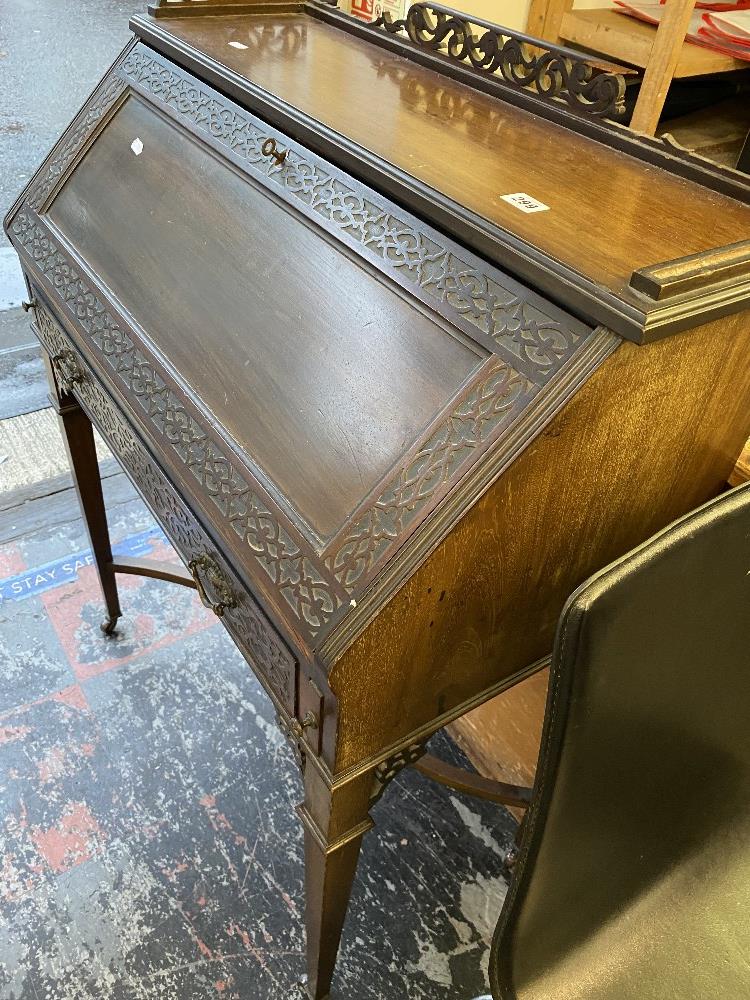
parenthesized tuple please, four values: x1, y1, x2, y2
(329, 312, 750, 772)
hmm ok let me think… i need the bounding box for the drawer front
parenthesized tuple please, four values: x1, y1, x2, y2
(32, 293, 298, 716)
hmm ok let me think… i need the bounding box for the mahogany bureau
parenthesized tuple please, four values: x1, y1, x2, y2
(6, 2, 750, 996)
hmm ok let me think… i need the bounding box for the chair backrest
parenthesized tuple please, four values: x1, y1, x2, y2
(490, 481, 750, 1000)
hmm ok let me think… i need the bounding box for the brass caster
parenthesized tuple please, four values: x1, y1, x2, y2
(293, 976, 320, 1000)
(100, 616, 120, 637)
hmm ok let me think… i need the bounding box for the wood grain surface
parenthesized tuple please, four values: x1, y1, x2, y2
(730, 438, 750, 486)
(9, 13, 750, 997)
(560, 8, 748, 76)
(448, 668, 549, 822)
(331, 311, 750, 771)
(48, 96, 483, 541)
(629, 0, 699, 136)
(158, 11, 750, 298)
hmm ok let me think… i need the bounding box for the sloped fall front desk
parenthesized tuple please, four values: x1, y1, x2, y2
(6, 2, 750, 996)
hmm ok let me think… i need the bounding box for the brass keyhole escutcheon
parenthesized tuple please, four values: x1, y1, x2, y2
(261, 137, 288, 167)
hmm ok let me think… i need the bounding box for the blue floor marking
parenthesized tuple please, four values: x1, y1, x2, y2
(0, 526, 168, 605)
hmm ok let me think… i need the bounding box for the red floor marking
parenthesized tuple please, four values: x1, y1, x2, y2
(0, 682, 90, 725)
(37, 747, 67, 784)
(41, 539, 215, 682)
(0, 542, 25, 578)
(34, 733, 100, 785)
(30, 801, 106, 874)
(52, 684, 89, 711)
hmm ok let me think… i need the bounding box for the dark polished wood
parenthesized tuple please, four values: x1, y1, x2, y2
(111, 556, 196, 587)
(629, 240, 750, 301)
(414, 754, 533, 809)
(299, 764, 375, 1000)
(44, 354, 122, 636)
(133, 9, 750, 315)
(48, 95, 481, 541)
(6, 5, 750, 997)
(333, 310, 750, 768)
(150, 0, 289, 15)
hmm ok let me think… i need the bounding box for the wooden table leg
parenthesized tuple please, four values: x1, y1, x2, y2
(296, 739, 432, 998)
(298, 763, 376, 1000)
(44, 355, 122, 635)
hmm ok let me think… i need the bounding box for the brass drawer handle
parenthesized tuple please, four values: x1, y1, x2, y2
(288, 711, 318, 741)
(261, 137, 287, 166)
(21, 298, 37, 313)
(51, 349, 85, 394)
(188, 554, 236, 617)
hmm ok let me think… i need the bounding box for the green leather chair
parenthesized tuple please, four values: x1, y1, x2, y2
(489, 481, 750, 1000)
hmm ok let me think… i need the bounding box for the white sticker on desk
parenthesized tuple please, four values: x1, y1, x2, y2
(501, 192, 549, 213)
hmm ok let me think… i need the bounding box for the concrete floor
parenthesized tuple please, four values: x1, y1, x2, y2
(0, 478, 513, 999)
(0, 3, 514, 997)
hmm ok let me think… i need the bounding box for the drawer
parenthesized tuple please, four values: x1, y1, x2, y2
(31, 293, 298, 717)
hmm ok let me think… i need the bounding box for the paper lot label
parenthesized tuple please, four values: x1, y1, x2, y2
(501, 192, 550, 214)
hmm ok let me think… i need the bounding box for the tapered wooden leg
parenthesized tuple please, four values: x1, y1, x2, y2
(296, 738, 433, 998)
(298, 763, 376, 1000)
(45, 357, 122, 634)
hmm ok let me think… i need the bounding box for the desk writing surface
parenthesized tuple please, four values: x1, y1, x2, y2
(157, 11, 750, 299)
(48, 95, 483, 541)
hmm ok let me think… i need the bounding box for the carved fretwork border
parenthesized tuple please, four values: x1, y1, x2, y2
(327, 360, 534, 589)
(26, 73, 128, 213)
(369, 3, 626, 120)
(118, 44, 589, 387)
(33, 299, 298, 709)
